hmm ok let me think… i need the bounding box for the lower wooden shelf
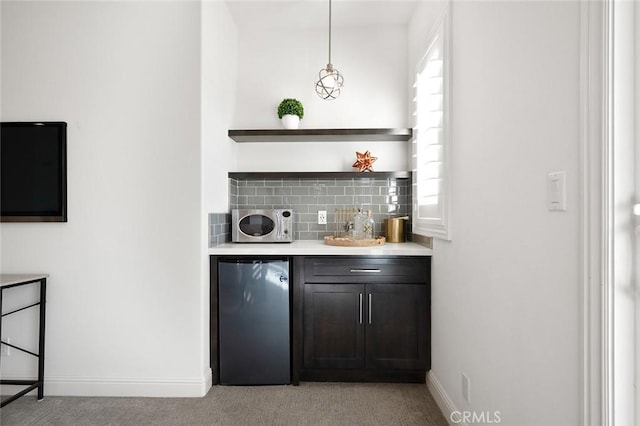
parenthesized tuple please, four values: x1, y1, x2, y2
(228, 171, 410, 180)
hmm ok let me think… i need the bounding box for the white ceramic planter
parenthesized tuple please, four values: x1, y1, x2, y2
(281, 114, 300, 130)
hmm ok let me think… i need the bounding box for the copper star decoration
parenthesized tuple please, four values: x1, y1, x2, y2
(352, 150, 378, 172)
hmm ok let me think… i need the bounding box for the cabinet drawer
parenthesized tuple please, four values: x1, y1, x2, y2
(303, 256, 429, 284)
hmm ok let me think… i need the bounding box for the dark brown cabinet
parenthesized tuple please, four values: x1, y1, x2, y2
(303, 284, 365, 369)
(294, 256, 430, 383)
(366, 284, 429, 370)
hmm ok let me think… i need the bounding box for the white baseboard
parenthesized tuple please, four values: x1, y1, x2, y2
(1, 370, 213, 398)
(427, 371, 465, 426)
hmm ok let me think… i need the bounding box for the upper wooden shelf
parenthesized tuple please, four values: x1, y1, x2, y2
(228, 128, 413, 142)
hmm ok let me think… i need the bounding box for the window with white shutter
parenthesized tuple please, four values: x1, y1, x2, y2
(412, 6, 451, 240)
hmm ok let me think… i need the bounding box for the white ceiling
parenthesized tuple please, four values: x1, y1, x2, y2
(225, 0, 423, 30)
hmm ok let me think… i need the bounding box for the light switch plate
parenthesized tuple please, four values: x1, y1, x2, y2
(548, 171, 566, 211)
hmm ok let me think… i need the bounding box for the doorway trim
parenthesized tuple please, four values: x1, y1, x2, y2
(579, 0, 609, 425)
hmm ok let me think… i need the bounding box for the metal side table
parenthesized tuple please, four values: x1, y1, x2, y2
(0, 274, 47, 408)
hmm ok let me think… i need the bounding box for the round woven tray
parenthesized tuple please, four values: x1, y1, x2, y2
(324, 235, 386, 247)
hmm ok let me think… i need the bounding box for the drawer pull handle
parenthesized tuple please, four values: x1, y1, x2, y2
(350, 269, 381, 273)
(359, 293, 363, 324)
(368, 293, 372, 324)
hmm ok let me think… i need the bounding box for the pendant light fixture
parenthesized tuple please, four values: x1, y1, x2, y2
(315, 0, 344, 100)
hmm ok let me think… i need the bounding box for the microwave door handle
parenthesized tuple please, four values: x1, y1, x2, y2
(276, 212, 283, 240)
(280, 214, 285, 240)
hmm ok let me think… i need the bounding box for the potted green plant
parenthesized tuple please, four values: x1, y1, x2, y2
(277, 98, 304, 129)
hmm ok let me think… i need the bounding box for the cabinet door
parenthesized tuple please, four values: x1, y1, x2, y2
(303, 284, 365, 369)
(365, 284, 429, 370)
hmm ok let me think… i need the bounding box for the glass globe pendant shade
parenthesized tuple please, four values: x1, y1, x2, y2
(315, 63, 344, 100)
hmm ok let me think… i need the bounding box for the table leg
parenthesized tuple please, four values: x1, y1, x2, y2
(37, 278, 46, 400)
(0, 288, 3, 372)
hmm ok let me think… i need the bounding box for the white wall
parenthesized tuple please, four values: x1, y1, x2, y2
(202, 1, 238, 214)
(1, 1, 207, 396)
(200, 0, 238, 382)
(412, 2, 582, 424)
(233, 24, 410, 172)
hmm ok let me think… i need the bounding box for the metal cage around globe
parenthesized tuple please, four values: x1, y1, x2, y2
(315, 66, 344, 100)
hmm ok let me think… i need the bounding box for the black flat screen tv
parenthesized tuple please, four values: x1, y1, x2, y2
(1, 122, 67, 222)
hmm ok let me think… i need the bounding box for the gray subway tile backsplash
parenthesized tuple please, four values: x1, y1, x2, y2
(209, 212, 231, 247)
(225, 176, 411, 241)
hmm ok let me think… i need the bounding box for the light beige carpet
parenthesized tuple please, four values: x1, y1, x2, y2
(0, 382, 448, 426)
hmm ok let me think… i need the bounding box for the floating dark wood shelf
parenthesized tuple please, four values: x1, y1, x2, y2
(228, 171, 411, 180)
(228, 128, 412, 143)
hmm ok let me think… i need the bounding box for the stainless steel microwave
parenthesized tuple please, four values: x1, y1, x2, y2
(232, 209, 294, 243)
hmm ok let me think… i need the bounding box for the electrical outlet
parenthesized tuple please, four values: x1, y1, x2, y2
(1, 338, 10, 357)
(462, 373, 470, 403)
(318, 210, 327, 225)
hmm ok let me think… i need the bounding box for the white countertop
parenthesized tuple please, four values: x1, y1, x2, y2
(209, 240, 432, 256)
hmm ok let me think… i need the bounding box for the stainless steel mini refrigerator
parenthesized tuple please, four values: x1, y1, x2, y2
(218, 258, 290, 385)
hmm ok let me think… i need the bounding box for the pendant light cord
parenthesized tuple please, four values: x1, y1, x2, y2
(315, 0, 342, 99)
(328, 0, 332, 65)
